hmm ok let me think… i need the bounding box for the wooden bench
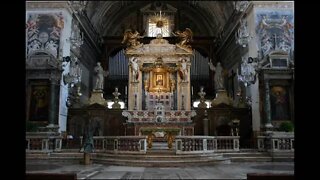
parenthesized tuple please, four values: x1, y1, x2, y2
(247, 173, 294, 180)
(26, 173, 77, 180)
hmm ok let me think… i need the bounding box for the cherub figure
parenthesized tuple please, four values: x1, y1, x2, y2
(172, 28, 193, 48)
(121, 29, 144, 48)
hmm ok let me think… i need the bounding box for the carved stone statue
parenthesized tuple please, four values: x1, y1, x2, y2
(121, 29, 144, 48)
(179, 58, 188, 82)
(172, 28, 193, 48)
(94, 62, 108, 90)
(209, 62, 224, 90)
(130, 57, 139, 82)
(112, 87, 121, 109)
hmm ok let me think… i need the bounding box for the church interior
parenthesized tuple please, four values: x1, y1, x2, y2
(26, 1, 294, 179)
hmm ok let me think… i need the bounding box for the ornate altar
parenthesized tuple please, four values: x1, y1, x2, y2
(122, 32, 196, 145)
(124, 34, 193, 111)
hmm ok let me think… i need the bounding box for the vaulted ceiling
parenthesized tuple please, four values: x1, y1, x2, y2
(84, 1, 236, 37)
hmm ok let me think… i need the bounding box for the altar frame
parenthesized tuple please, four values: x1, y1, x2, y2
(149, 68, 171, 92)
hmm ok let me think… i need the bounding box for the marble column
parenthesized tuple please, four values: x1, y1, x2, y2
(264, 80, 273, 130)
(47, 76, 61, 131)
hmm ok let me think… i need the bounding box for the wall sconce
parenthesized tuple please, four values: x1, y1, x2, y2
(237, 56, 259, 87)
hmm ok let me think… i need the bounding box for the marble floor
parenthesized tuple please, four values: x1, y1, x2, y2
(26, 160, 294, 179)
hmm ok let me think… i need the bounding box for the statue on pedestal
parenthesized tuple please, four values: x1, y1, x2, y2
(179, 58, 188, 82)
(94, 62, 109, 91)
(130, 57, 139, 82)
(209, 61, 233, 107)
(209, 61, 224, 90)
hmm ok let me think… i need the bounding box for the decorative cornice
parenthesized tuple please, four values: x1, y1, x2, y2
(26, 1, 69, 9)
(253, 1, 294, 9)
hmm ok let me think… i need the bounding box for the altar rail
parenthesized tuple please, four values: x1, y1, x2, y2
(26, 133, 62, 152)
(175, 136, 240, 154)
(257, 132, 294, 152)
(122, 110, 196, 123)
(81, 136, 147, 154)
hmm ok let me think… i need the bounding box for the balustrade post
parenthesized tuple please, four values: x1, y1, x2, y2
(272, 139, 278, 151)
(213, 139, 217, 151)
(27, 139, 30, 150)
(233, 138, 239, 151)
(54, 138, 62, 151)
(42, 139, 49, 152)
(291, 139, 294, 150)
(203, 139, 207, 151)
(257, 137, 265, 151)
(114, 139, 118, 151)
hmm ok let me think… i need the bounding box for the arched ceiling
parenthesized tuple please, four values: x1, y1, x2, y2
(84, 1, 236, 37)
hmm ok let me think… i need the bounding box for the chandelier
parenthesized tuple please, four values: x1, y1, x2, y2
(237, 56, 258, 87)
(69, 22, 84, 48)
(235, 19, 252, 47)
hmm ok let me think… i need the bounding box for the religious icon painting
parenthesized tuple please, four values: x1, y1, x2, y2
(270, 86, 290, 121)
(29, 83, 50, 122)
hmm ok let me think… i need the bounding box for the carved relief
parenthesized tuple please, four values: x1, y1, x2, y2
(26, 12, 64, 58)
(256, 10, 294, 58)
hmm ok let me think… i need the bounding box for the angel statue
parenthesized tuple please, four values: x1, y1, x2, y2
(121, 29, 144, 48)
(94, 62, 109, 90)
(130, 57, 139, 82)
(172, 28, 193, 48)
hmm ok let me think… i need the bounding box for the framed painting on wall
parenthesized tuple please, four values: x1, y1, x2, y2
(28, 82, 50, 122)
(270, 86, 290, 121)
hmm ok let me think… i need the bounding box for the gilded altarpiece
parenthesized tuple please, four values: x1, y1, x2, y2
(122, 36, 196, 138)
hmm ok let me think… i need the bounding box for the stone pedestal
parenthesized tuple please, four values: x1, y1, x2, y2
(83, 153, 92, 165)
(112, 102, 121, 109)
(88, 90, 107, 106)
(211, 90, 233, 107)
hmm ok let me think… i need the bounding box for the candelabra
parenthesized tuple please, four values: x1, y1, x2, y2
(237, 56, 259, 87)
(63, 56, 83, 107)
